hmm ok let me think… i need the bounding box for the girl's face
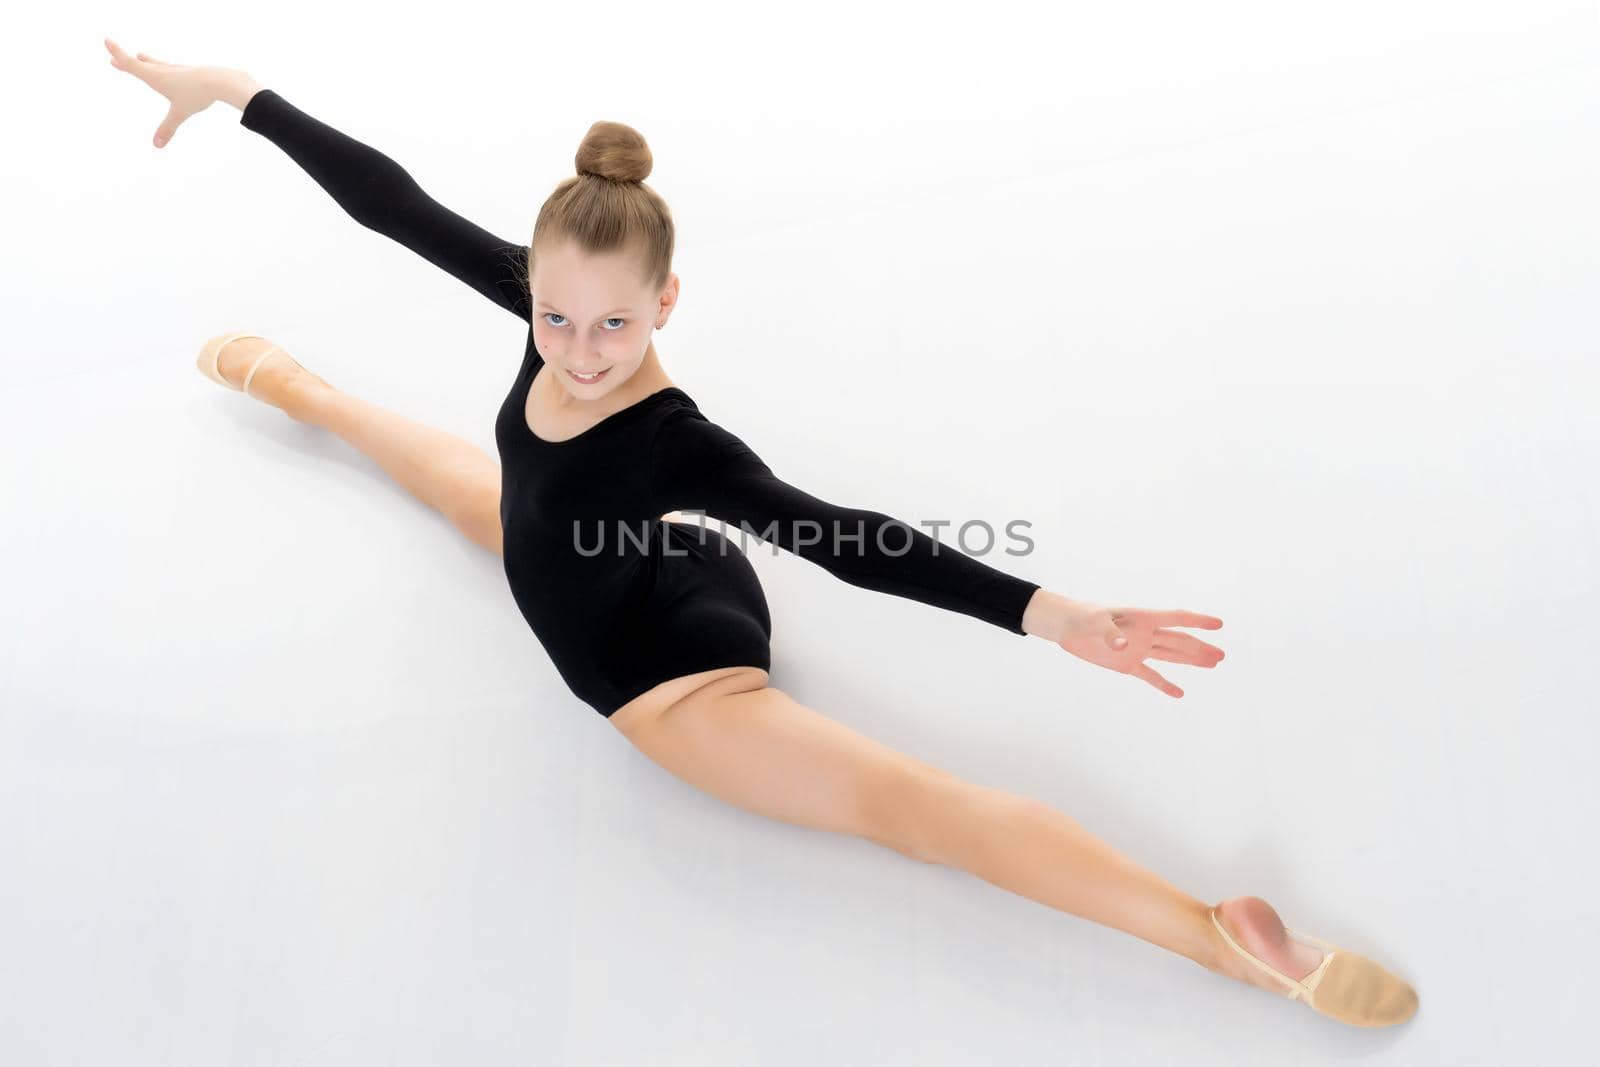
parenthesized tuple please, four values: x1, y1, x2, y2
(529, 239, 677, 397)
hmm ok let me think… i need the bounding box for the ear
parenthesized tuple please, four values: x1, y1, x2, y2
(657, 271, 682, 320)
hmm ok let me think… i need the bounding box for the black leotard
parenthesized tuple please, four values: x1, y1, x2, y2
(240, 89, 1043, 717)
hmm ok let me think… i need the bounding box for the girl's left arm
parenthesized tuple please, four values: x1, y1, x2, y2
(650, 407, 1229, 697)
(648, 407, 1042, 636)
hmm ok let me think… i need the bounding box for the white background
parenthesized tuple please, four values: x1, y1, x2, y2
(2, 1, 1596, 1063)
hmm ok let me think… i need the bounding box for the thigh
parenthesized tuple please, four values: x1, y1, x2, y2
(615, 672, 954, 851)
(609, 666, 769, 736)
(442, 462, 503, 556)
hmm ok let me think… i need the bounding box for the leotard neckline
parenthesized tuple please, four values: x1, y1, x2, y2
(521, 356, 692, 446)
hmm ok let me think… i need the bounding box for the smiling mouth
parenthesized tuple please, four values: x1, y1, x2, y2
(568, 367, 609, 383)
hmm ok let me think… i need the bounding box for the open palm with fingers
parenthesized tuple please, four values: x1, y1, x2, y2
(103, 36, 229, 147)
(1060, 602, 1225, 698)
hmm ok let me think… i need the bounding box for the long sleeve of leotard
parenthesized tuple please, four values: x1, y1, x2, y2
(650, 407, 1042, 635)
(238, 88, 531, 322)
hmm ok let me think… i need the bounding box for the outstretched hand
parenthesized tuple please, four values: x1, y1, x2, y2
(1023, 591, 1224, 698)
(104, 36, 234, 148)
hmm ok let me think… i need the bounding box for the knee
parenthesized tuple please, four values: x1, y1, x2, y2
(867, 778, 1052, 868)
(858, 764, 971, 866)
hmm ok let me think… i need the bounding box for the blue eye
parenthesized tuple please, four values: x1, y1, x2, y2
(541, 313, 627, 330)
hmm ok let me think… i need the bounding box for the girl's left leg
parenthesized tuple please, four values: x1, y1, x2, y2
(614, 671, 1321, 994)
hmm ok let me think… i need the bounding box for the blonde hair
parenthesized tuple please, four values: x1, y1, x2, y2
(522, 120, 675, 295)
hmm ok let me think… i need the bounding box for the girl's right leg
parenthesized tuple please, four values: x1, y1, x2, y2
(206, 334, 503, 555)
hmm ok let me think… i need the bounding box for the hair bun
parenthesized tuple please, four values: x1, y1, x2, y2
(575, 120, 652, 183)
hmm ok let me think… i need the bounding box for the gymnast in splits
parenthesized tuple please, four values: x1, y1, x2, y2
(107, 38, 1417, 1028)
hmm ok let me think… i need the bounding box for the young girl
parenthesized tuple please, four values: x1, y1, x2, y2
(106, 37, 1417, 1028)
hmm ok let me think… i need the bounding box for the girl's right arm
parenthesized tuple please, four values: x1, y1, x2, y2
(233, 86, 531, 322)
(106, 39, 531, 322)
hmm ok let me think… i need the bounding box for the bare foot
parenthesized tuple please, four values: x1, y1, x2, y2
(199, 333, 330, 414)
(1208, 896, 1328, 995)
